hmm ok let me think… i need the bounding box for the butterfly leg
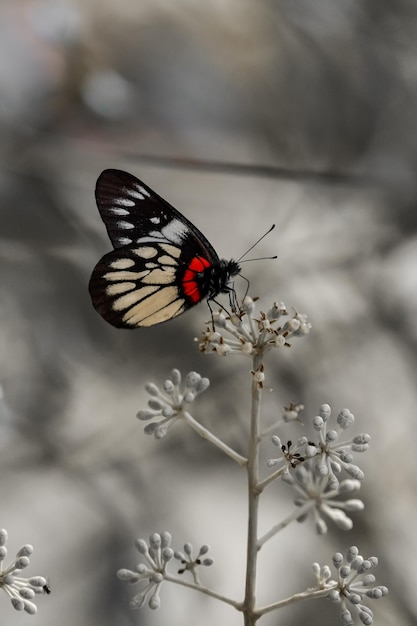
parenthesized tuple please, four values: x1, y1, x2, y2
(227, 281, 241, 314)
(207, 292, 236, 330)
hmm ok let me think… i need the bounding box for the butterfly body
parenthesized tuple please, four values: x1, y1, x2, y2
(89, 169, 241, 328)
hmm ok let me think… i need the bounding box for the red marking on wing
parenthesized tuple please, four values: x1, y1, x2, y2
(182, 256, 211, 303)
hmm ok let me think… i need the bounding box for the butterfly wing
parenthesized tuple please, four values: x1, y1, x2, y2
(89, 169, 220, 328)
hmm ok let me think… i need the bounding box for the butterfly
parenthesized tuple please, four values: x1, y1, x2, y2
(88, 169, 242, 328)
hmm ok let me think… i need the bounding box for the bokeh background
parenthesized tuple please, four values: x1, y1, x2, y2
(1, 1, 416, 625)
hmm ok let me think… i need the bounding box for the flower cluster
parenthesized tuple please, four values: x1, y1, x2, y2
(198, 297, 311, 357)
(267, 436, 307, 472)
(137, 369, 210, 439)
(0, 529, 48, 614)
(174, 542, 213, 582)
(117, 532, 174, 610)
(312, 546, 388, 625)
(118, 533, 213, 610)
(308, 404, 369, 488)
(267, 404, 369, 534)
(284, 464, 364, 534)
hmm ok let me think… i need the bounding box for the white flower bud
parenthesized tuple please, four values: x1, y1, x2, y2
(312, 562, 320, 576)
(196, 377, 210, 393)
(319, 404, 331, 419)
(344, 499, 365, 511)
(169, 369, 181, 385)
(160, 532, 172, 548)
(185, 371, 201, 388)
(135, 539, 148, 554)
(17, 545, 33, 558)
(312, 415, 323, 430)
(163, 380, 175, 394)
(11, 598, 24, 611)
(137, 410, 155, 421)
(15, 556, 30, 569)
(145, 383, 160, 396)
(337, 409, 354, 429)
(117, 568, 138, 581)
(162, 548, 174, 561)
(148, 399, 164, 411)
(332, 552, 344, 568)
(329, 590, 341, 603)
(149, 593, 161, 610)
(149, 534, 161, 549)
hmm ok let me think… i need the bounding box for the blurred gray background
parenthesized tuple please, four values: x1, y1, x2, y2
(0, 1, 416, 625)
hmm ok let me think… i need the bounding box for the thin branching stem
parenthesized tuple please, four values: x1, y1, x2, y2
(242, 353, 263, 626)
(256, 466, 287, 492)
(163, 573, 242, 609)
(183, 411, 247, 466)
(257, 501, 314, 550)
(255, 586, 336, 617)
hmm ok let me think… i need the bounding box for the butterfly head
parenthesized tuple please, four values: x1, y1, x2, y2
(204, 258, 241, 298)
(218, 259, 241, 292)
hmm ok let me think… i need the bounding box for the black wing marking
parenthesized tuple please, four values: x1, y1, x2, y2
(95, 169, 219, 264)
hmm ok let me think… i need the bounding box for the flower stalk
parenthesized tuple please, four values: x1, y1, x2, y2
(183, 411, 247, 466)
(243, 353, 263, 626)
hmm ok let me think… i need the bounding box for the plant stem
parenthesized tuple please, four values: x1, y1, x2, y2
(257, 501, 314, 549)
(163, 573, 242, 609)
(256, 586, 335, 617)
(183, 411, 247, 466)
(242, 354, 263, 626)
(256, 466, 286, 492)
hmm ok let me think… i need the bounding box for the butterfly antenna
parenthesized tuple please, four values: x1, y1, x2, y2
(237, 224, 276, 263)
